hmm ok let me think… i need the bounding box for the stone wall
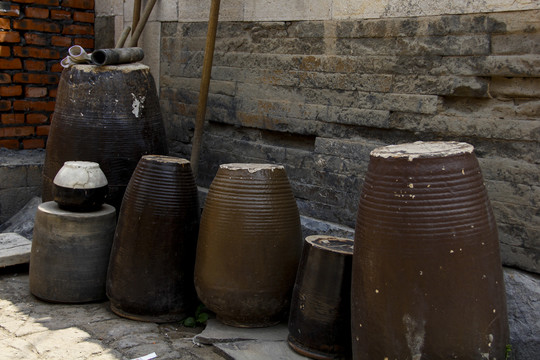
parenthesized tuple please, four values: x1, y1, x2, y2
(158, 10, 540, 274)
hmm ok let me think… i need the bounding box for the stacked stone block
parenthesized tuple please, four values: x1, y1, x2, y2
(160, 10, 540, 273)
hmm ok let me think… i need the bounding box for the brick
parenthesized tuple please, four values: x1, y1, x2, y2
(0, 4, 20, 17)
(62, 23, 94, 35)
(0, 100, 11, 111)
(13, 19, 61, 33)
(24, 59, 46, 71)
(0, 45, 10, 57)
(0, 85, 23, 96)
(24, 33, 48, 46)
(49, 88, 57, 97)
(26, 113, 48, 124)
(13, 46, 61, 59)
(0, 140, 19, 149)
(73, 11, 94, 23)
(11, 0, 59, 5)
(0, 18, 10, 30)
(25, 87, 48, 98)
(0, 73, 10, 83)
(50, 9, 71, 20)
(1, 113, 25, 124)
(13, 100, 55, 112)
(62, 0, 93, 10)
(36, 125, 50, 135)
(51, 35, 72, 47)
(25, 7, 49, 19)
(0, 31, 21, 43)
(0, 126, 34, 137)
(23, 138, 44, 149)
(74, 37, 93, 49)
(50, 62, 63, 72)
(0, 58, 22, 69)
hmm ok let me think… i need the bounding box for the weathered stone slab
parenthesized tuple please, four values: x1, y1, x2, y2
(0, 233, 31, 267)
(504, 267, 540, 360)
(0, 196, 41, 240)
(213, 340, 309, 360)
(194, 319, 289, 345)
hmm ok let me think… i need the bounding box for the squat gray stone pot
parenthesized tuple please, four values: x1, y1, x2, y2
(29, 201, 116, 303)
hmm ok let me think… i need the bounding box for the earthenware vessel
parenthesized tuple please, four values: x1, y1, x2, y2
(106, 155, 199, 322)
(351, 141, 509, 359)
(53, 161, 108, 211)
(288, 235, 353, 360)
(30, 201, 116, 303)
(42, 63, 168, 211)
(194, 163, 302, 327)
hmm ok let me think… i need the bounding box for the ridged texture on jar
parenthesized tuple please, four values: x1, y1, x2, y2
(106, 155, 199, 322)
(195, 163, 302, 327)
(42, 64, 168, 212)
(352, 142, 509, 359)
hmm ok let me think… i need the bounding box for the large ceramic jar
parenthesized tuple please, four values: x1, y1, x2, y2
(351, 141, 509, 359)
(42, 63, 168, 211)
(194, 163, 303, 327)
(288, 235, 354, 360)
(106, 155, 200, 322)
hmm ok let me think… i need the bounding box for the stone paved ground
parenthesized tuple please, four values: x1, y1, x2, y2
(0, 265, 226, 360)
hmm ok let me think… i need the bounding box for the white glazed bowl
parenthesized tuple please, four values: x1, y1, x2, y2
(53, 161, 109, 211)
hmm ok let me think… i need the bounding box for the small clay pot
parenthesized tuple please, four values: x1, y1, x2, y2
(53, 161, 108, 211)
(288, 235, 353, 360)
(106, 155, 200, 322)
(351, 141, 509, 359)
(195, 163, 303, 328)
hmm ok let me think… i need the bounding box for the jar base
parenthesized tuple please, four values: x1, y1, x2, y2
(287, 335, 346, 360)
(217, 315, 281, 329)
(109, 303, 188, 324)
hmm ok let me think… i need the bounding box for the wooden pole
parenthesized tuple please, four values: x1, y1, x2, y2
(127, 0, 158, 47)
(115, 26, 131, 48)
(190, 0, 221, 178)
(132, 0, 142, 36)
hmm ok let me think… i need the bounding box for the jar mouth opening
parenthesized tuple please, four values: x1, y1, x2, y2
(371, 141, 474, 160)
(220, 163, 285, 173)
(305, 235, 354, 254)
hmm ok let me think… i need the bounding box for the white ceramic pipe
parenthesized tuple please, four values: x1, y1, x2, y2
(68, 45, 92, 63)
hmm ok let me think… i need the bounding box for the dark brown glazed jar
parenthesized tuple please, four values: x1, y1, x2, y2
(288, 235, 353, 360)
(106, 155, 199, 322)
(351, 141, 509, 359)
(194, 163, 303, 328)
(42, 63, 168, 212)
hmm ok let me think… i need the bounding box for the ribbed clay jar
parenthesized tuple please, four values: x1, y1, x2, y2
(194, 163, 303, 327)
(106, 155, 199, 322)
(351, 141, 509, 359)
(42, 63, 168, 211)
(288, 235, 354, 360)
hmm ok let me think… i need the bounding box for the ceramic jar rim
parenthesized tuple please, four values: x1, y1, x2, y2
(220, 163, 284, 173)
(371, 141, 474, 161)
(305, 235, 354, 255)
(72, 63, 149, 73)
(141, 155, 190, 165)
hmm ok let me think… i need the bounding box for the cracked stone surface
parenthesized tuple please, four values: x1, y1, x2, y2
(0, 266, 225, 360)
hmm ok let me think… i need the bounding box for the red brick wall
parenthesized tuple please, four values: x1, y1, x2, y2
(0, 0, 94, 150)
